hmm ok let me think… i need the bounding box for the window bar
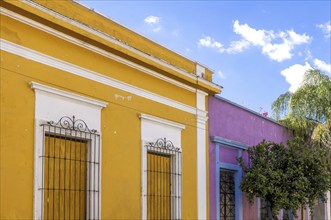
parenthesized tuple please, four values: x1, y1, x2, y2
(177, 150, 179, 220)
(68, 131, 72, 220)
(41, 125, 45, 220)
(92, 132, 95, 220)
(64, 128, 67, 220)
(58, 127, 61, 220)
(162, 149, 164, 219)
(152, 148, 154, 220)
(149, 147, 152, 220)
(47, 126, 51, 220)
(74, 129, 77, 220)
(157, 148, 162, 219)
(85, 132, 88, 219)
(93, 130, 96, 220)
(97, 135, 100, 219)
(78, 132, 82, 220)
(170, 153, 176, 219)
(52, 129, 56, 220)
(87, 134, 91, 220)
(180, 150, 182, 219)
(40, 126, 46, 219)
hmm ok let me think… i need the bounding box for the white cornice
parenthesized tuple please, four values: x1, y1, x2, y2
(0, 7, 196, 93)
(30, 81, 108, 108)
(139, 113, 186, 130)
(1, 38, 196, 115)
(19, 1, 201, 82)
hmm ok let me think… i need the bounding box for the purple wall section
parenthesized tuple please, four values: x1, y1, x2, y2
(208, 96, 292, 220)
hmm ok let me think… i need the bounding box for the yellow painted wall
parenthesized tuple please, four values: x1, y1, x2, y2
(2, 0, 220, 94)
(0, 2, 213, 218)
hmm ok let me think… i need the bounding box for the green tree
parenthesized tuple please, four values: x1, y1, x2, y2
(271, 69, 331, 218)
(272, 69, 331, 149)
(239, 139, 331, 220)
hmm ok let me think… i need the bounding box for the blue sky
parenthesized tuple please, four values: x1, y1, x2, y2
(80, 0, 330, 116)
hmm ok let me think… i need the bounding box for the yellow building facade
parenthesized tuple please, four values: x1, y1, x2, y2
(0, 0, 221, 219)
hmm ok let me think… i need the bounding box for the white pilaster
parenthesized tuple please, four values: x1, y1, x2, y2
(196, 89, 208, 219)
(326, 191, 331, 220)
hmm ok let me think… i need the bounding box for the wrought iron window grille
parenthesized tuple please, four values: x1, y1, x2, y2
(220, 170, 236, 220)
(144, 138, 182, 220)
(46, 115, 98, 134)
(146, 138, 181, 152)
(39, 115, 100, 220)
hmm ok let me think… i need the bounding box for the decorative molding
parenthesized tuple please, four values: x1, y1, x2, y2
(30, 81, 108, 108)
(140, 115, 183, 219)
(139, 113, 185, 130)
(0, 7, 196, 93)
(215, 149, 243, 220)
(32, 83, 103, 219)
(1, 38, 196, 114)
(195, 88, 208, 219)
(211, 136, 248, 150)
(15, 1, 218, 89)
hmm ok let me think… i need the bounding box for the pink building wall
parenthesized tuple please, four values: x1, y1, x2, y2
(208, 95, 295, 220)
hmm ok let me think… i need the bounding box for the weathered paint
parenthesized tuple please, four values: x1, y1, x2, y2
(208, 96, 292, 220)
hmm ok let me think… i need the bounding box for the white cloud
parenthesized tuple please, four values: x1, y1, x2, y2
(281, 62, 312, 92)
(198, 36, 224, 53)
(144, 15, 162, 32)
(262, 42, 292, 62)
(233, 20, 311, 62)
(144, 15, 160, 24)
(233, 20, 271, 46)
(287, 30, 311, 45)
(217, 70, 226, 79)
(226, 40, 250, 54)
(317, 21, 331, 38)
(197, 20, 311, 62)
(313, 59, 331, 74)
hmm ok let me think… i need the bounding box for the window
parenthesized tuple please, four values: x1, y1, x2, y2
(143, 138, 182, 220)
(220, 170, 236, 220)
(259, 198, 268, 220)
(40, 116, 100, 220)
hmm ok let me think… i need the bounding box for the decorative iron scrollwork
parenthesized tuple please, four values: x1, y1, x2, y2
(147, 138, 180, 151)
(46, 115, 97, 133)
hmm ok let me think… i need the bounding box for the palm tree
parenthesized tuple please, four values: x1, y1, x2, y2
(272, 69, 331, 219)
(272, 69, 330, 145)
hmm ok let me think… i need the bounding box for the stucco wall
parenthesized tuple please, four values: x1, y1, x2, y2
(0, 2, 215, 218)
(208, 95, 292, 220)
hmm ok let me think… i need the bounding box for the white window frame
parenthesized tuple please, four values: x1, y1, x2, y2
(139, 114, 185, 220)
(31, 82, 107, 219)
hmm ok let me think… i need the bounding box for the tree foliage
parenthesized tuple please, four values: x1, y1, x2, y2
(237, 69, 330, 219)
(272, 68, 331, 190)
(272, 69, 331, 146)
(239, 139, 331, 220)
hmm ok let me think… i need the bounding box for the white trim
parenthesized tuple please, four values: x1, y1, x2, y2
(326, 191, 331, 220)
(141, 140, 182, 219)
(9, 2, 219, 91)
(196, 89, 208, 219)
(30, 82, 108, 108)
(31, 82, 106, 219)
(0, 7, 196, 93)
(1, 38, 197, 115)
(140, 115, 184, 219)
(141, 140, 148, 220)
(139, 113, 185, 130)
